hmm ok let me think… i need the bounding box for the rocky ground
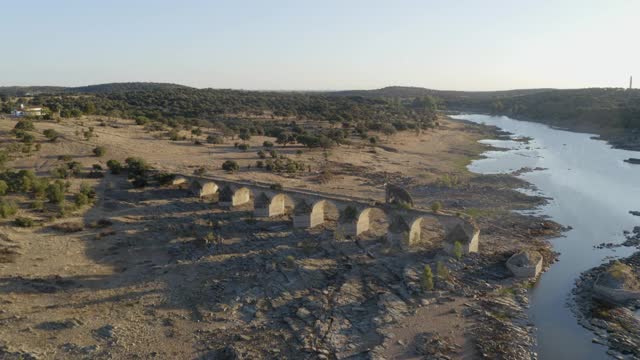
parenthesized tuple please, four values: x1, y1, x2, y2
(0, 116, 563, 359)
(572, 251, 640, 359)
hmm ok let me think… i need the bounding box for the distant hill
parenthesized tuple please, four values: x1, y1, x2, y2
(0, 82, 193, 97)
(327, 86, 553, 100)
(66, 82, 194, 94)
(0, 86, 66, 96)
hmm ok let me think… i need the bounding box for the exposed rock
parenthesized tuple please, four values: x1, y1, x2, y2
(506, 250, 543, 278)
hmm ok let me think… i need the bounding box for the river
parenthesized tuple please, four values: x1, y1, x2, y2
(452, 114, 640, 359)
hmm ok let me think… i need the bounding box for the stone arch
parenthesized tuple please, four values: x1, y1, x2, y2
(338, 207, 388, 238)
(408, 216, 445, 246)
(232, 187, 253, 207)
(292, 199, 339, 229)
(219, 185, 252, 207)
(190, 180, 218, 197)
(254, 193, 293, 217)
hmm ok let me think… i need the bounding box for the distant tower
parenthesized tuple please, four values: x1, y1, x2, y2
(630, 76, 633, 89)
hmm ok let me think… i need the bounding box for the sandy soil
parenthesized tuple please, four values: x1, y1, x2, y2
(0, 115, 559, 359)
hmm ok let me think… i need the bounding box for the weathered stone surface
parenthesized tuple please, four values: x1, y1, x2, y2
(506, 250, 543, 278)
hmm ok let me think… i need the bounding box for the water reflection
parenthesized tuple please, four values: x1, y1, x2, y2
(453, 114, 640, 360)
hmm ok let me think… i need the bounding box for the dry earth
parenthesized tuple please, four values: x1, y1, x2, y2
(0, 116, 560, 359)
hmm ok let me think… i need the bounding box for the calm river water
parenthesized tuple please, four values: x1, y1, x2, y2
(452, 114, 640, 359)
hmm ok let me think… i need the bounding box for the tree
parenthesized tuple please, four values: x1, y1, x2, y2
(222, 160, 240, 172)
(262, 141, 274, 148)
(46, 181, 65, 204)
(106, 159, 123, 174)
(422, 265, 434, 291)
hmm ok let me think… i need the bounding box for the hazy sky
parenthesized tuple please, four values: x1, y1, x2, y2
(2, 0, 638, 90)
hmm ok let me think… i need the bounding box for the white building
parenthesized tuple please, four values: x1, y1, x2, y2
(11, 104, 43, 117)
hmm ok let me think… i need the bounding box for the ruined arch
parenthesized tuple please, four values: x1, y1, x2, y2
(190, 180, 218, 197)
(291, 199, 340, 229)
(232, 187, 253, 207)
(254, 193, 293, 217)
(354, 207, 388, 236)
(408, 216, 446, 246)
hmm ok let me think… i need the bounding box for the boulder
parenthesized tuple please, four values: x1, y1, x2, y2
(506, 250, 543, 278)
(593, 261, 640, 304)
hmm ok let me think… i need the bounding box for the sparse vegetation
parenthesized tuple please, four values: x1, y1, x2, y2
(0, 199, 18, 218)
(422, 265, 434, 291)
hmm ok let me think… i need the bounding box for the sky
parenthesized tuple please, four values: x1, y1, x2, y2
(1, 0, 638, 91)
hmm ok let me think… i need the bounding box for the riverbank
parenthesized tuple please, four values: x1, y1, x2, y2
(446, 110, 640, 152)
(572, 251, 640, 358)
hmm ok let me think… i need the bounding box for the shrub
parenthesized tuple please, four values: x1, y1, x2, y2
(222, 160, 240, 172)
(155, 173, 176, 186)
(270, 183, 283, 191)
(431, 201, 442, 213)
(193, 167, 206, 176)
(256, 160, 264, 168)
(14, 217, 34, 227)
(0, 180, 7, 195)
(21, 133, 35, 144)
(206, 135, 224, 144)
(135, 116, 149, 125)
(79, 183, 96, 199)
(125, 157, 148, 178)
(453, 241, 464, 260)
(131, 176, 148, 188)
(269, 150, 278, 158)
(0, 199, 18, 218)
(74, 192, 89, 207)
(31, 200, 44, 210)
(422, 265, 434, 291)
(106, 159, 123, 174)
(238, 143, 250, 151)
(14, 119, 35, 132)
(93, 146, 107, 157)
(46, 181, 65, 204)
(58, 155, 73, 162)
(436, 261, 450, 281)
(257, 150, 266, 159)
(263, 141, 274, 148)
(43, 129, 60, 141)
(284, 255, 296, 268)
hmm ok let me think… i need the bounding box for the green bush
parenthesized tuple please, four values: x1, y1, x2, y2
(436, 261, 450, 281)
(422, 265, 434, 291)
(263, 141, 274, 148)
(222, 160, 240, 172)
(257, 150, 266, 159)
(46, 181, 65, 204)
(106, 159, 123, 174)
(14, 217, 34, 227)
(0, 199, 18, 218)
(0, 180, 7, 195)
(74, 192, 89, 207)
(238, 143, 250, 151)
(14, 119, 35, 132)
(453, 241, 464, 260)
(206, 135, 224, 144)
(125, 157, 148, 177)
(431, 201, 442, 213)
(43, 129, 60, 141)
(93, 146, 107, 157)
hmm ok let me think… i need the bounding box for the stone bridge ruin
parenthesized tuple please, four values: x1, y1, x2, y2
(183, 176, 480, 254)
